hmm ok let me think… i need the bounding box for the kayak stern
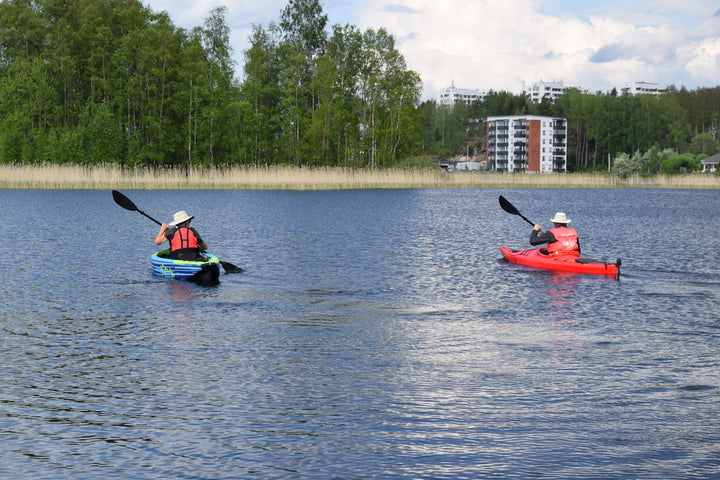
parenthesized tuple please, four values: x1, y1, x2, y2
(151, 248, 220, 285)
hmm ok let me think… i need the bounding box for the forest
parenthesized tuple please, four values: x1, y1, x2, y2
(1, 0, 719, 174)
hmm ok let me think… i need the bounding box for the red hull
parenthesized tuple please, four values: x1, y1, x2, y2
(500, 246, 620, 279)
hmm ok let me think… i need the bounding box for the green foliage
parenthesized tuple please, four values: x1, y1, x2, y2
(661, 153, 702, 174)
(392, 155, 441, 169)
(687, 133, 720, 156)
(0, 1, 249, 167)
(79, 100, 125, 165)
(611, 152, 639, 178)
(612, 146, 676, 177)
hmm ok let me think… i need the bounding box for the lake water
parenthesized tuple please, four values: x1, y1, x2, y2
(2, 187, 719, 479)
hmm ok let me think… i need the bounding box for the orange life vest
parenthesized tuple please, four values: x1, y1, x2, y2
(547, 227, 579, 256)
(170, 227, 199, 253)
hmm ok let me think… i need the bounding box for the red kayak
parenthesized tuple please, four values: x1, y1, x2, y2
(500, 246, 621, 279)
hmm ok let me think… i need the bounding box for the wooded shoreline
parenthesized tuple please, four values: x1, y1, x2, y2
(2, 164, 718, 190)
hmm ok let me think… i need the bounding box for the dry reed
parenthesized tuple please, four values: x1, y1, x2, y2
(1, 164, 718, 189)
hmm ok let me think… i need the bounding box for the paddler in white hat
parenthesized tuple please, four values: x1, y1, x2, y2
(530, 212, 581, 257)
(154, 210, 209, 260)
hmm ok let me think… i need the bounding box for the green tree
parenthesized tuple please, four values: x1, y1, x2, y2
(611, 151, 639, 178)
(687, 133, 720, 156)
(78, 100, 124, 165)
(202, 6, 238, 165)
(308, 24, 362, 165)
(277, 0, 328, 164)
(239, 24, 281, 165)
(662, 153, 701, 174)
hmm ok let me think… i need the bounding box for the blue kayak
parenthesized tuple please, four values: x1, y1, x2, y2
(151, 248, 220, 285)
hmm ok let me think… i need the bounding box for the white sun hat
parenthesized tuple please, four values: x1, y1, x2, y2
(550, 212, 570, 224)
(169, 210, 194, 226)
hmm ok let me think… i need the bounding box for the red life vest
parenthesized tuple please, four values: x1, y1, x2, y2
(547, 227, 580, 256)
(170, 227, 199, 253)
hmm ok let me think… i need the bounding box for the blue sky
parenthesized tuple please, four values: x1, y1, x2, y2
(146, 0, 720, 100)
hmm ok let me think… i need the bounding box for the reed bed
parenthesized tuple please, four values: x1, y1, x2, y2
(1, 164, 718, 189)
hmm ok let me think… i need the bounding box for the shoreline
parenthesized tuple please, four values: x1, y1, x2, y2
(1, 164, 719, 190)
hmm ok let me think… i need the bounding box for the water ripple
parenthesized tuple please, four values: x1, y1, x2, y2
(1, 189, 719, 479)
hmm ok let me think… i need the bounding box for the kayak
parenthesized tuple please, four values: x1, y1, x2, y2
(151, 248, 220, 285)
(500, 246, 621, 279)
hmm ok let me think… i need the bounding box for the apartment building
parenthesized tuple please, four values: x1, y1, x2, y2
(523, 80, 566, 104)
(620, 81, 667, 96)
(437, 82, 486, 107)
(487, 115, 567, 173)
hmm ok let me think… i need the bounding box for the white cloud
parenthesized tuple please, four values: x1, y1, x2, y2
(147, 0, 720, 99)
(355, 0, 720, 98)
(680, 37, 720, 84)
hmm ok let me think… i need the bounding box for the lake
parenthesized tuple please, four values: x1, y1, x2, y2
(2, 187, 719, 479)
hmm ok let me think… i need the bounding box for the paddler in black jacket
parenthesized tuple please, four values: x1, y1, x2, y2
(530, 212, 581, 256)
(154, 210, 209, 260)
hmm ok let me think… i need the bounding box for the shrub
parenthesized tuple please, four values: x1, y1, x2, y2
(661, 153, 701, 174)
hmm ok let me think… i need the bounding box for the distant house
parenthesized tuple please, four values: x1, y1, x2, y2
(701, 153, 720, 173)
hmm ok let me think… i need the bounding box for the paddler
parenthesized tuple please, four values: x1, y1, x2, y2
(155, 210, 209, 260)
(530, 212, 581, 256)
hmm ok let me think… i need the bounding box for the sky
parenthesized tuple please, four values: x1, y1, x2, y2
(144, 0, 720, 100)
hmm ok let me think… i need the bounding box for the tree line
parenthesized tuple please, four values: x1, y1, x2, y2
(421, 86, 720, 174)
(1, 0, 719, 173)
(0, 0, 421, 169)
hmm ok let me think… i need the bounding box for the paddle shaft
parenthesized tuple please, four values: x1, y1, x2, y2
(511, 210, 534, 227)
(138, 210, 162, 226)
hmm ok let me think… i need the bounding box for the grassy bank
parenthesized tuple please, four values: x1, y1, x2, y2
(1, 164, 719, 189)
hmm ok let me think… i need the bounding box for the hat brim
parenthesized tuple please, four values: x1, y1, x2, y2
(169, 215, 194, 226)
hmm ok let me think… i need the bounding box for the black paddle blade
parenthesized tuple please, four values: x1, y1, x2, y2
(112, 190, 162, 225)
(498, 195, 520, 215)
(112, 190, 138, 212)
(220, 261, 244, 273)
(499, 195, 535, 227)
(186, 263, 221, 285)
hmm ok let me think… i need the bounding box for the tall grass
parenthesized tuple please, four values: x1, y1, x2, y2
(1, 164, 719, 189)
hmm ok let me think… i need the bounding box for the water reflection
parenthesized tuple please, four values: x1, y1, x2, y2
(543, 272, 580, 319)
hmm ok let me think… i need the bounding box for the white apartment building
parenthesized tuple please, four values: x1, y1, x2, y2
(487, 115, 567, 173)
(620, 81, 667, 96)
(523, 80, 566, 104)
(437, 82, 486, 107)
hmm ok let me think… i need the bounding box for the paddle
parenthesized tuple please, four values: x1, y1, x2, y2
(112, 189, 162, 226)
(112, 190, 244, 273)
(498, 195, 535, 227)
